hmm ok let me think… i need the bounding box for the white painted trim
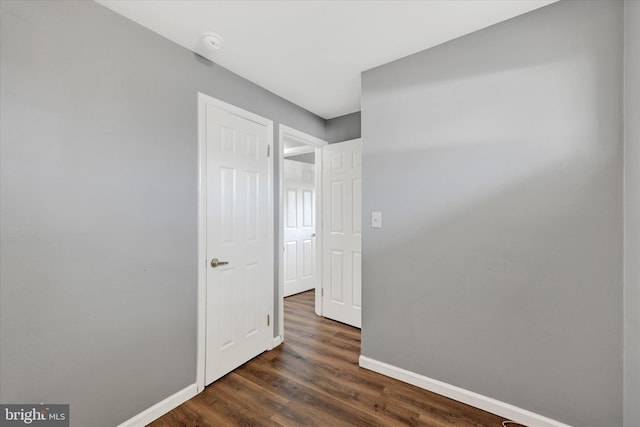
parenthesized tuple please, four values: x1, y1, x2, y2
(332, 137, 361, 146)
(313, 148, 324, 317)
(278, 128, 285, 340)
(265, 117, 275, 363)
(278, 124, 327, 339)
(197, 92, 275, 391)
(116, 383, 198, 427)
(284, 145, 315, 156)
(271, 335, 284, 349)
(196, 93, 207, 393)
(359, 356, 573, 427)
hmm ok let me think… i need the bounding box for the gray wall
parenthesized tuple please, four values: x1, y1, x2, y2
(325, 111, 361, 143)
(624, 1, 640, 426)
(0, 1, 324, 426)
(361, 1, 623, 426)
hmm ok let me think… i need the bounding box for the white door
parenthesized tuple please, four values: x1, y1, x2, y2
(322, 139, 362, 328)
(202, 96, 273, 385)
(283, 160, 316, 297)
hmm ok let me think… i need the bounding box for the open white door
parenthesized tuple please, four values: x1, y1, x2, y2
(321, 139, 362, 328)
(199, 94, 273, 386)
(283, 160, 316, 297)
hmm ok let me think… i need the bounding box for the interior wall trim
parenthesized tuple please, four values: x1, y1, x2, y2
(271, 335, 284, 349)
(359, 356, 573, 427)
(116, 383, 198, 427)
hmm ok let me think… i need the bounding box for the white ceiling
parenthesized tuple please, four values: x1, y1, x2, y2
(96, 0, 557, 119)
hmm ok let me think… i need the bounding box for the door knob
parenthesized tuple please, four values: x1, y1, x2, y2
(210, 258, 229, 268)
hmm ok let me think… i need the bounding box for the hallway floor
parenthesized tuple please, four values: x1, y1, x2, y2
(149, 290, 513, 426)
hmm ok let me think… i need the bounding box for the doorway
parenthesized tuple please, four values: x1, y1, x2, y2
(277, 125, 326, 340)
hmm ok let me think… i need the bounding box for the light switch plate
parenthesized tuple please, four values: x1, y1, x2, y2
(371, 211, 382, 228)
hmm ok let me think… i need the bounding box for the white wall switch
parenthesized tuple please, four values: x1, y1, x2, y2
(371, 211, 382, 228)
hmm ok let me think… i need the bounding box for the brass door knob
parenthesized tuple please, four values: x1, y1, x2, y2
(210, 258, 229, 268)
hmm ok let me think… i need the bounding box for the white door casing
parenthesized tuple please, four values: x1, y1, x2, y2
(283, 160, 316, 297)
(197, 93, 274, 388)
(322, 139, 362, 328)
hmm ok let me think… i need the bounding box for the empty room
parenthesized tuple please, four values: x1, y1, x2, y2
(1, 1, 639, 426)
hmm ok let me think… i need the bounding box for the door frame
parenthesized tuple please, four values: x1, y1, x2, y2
(278, 125, 327, 340)
(196, 93, 274, 392)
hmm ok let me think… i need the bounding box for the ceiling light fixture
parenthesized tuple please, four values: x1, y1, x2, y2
(201, 32, 223, 50)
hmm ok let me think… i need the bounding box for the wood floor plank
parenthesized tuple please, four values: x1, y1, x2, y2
(235, 356, 389, 426)
(148, 290, 512, 427)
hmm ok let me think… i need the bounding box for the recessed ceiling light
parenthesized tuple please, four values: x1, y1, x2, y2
(201, 32, 223, 50)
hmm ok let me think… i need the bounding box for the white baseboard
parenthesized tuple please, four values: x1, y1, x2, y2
(359, 356, 572, 427)
(116, 383, 198, 427)
(271, 335, 284, 349)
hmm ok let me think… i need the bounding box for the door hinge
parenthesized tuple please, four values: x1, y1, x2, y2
(267, 314, 270, 326)
(267, 145, 271, 157)
(321, 288, 324, 297)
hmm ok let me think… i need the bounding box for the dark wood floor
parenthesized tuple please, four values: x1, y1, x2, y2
(149, 291, 515, 426)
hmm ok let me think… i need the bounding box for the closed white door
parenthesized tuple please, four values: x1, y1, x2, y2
(283, 160, 316, 297)
(322, 139, 362, 328)
(202, 96, 273, 385)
